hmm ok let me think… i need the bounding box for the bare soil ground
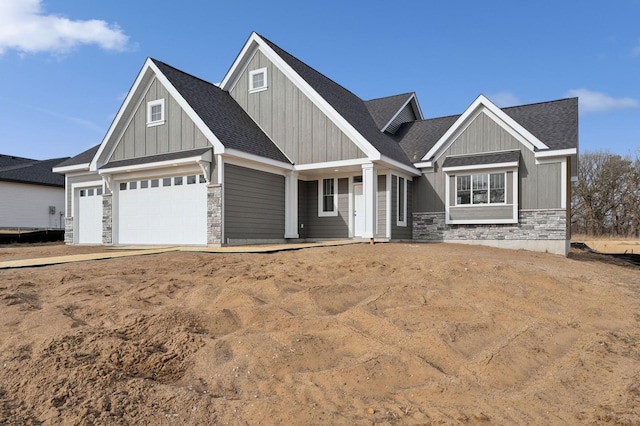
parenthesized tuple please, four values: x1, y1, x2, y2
(1, 242, 639, 425)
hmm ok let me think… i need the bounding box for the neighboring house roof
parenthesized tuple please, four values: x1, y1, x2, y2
(395, 97, 578, 163)
(442, 150, 520, 168)
(0, 155, 68, 187)
(54, 144, 101, 169)
(365, 93, 415, 131)
(258, 34, 414, 167)
(150, 59, 291, 164)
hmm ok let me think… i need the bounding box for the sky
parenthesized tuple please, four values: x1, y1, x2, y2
(0, 0, 639, 161)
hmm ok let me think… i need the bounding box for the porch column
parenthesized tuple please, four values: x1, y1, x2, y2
(362, 163, 377, 239)
(285, 171, 299, 239)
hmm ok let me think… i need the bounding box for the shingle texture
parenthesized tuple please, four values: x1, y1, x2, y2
(365, 93, 414, 131)
(151, 59, 291, 164)
(100, 148, 212, 170)
(54, 144, 100, 168)
(442, 150, 520, 168)
(258, 34, 413, 167)
(0, 155, 68, 186)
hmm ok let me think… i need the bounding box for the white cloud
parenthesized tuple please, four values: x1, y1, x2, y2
(0, 0, 129, 55)
(566, 88, 639, 113)
(488, 91, 521, 108)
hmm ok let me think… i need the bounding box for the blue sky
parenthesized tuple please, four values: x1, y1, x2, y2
(0, 0, 639, 160)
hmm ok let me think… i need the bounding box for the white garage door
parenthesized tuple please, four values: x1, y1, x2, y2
(77, 187, 103, 244)
(118, 174, 207, 245)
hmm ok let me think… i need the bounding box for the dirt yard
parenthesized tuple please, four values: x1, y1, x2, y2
(1, 242, 639, 425)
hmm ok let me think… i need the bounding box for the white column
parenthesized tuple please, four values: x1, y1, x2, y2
(285, 171, 299, 239)
(362, 163, 377, 239)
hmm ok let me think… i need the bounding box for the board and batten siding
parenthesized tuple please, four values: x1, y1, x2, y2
(299, 179, 349, 238)
(223, 164, 285, 241)
(111, 78, 209, 162)
(229, 50, 364, 165)
(414, 111, 562, 213)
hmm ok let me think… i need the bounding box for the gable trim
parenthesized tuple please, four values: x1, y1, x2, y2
(91, 59, 226, 172)
(420, 95, 550, 162)
(220, 33, 380, 161)
(381, 93, 423, 133)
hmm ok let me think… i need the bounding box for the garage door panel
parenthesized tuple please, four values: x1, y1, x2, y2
(77, 187, 103, 244)
(118, 177, 207, 245)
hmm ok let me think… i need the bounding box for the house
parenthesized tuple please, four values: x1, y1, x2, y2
(0, 154, 68, 230)
(53, 32, 578, 255)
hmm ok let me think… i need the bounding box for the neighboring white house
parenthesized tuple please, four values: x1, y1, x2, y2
(0, 154, 68, 230)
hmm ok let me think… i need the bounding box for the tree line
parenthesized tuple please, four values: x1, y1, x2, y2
(571, 150, 640, 237)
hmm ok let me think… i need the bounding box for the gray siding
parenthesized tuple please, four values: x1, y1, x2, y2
(413, 111, 562, 212)
(376, 175, 387, 238)
(391, 175, 412, 239)
(301, 178, 349, 238)
(449, 205, 514, 221)
(111, 78, 210, 161)
(229, 50, 364, 165)
(224, 164, 285, 240)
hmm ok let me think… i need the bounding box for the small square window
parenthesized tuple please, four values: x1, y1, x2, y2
(80, 189, 86, 197)
(151, 179, 159, 188)
(187, 175, 196, 185)
(174, 176, 183, 186)
(249, 68, 268, 93)
(147, 99, 165, 126)
(199, 174, 206, 183)
(129, 181, 137, 190)
(163, 178, 172, 187)
(97, 187, 103, 196)
(140, 180, 149, 189)
(88, 188, 94, 196)
(119, 183, 127, 191)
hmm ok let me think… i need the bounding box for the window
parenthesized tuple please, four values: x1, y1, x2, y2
(140, 180, 149, 189)
(119, 182, 127, 191)
(456, 172, 506, 205)
(318, 178, 337, 217)
(147, 99, 165, 126)
(397, 176, 407, 226)
(163, 178, 172, 187)
(174, 176, 183, 186)
(187, 175, 196, 185)
(129, 181, 137, 190)
(249, 68, 268, 93)
(97, 187, 103, 196)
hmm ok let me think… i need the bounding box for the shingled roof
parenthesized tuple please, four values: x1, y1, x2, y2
(365, 93, 415, 131)
(258, 34, 413, 167)
(395, 98, 579, 163)
(54, 144, 100, 168)
(151, 59, 291, 164)
(0, 155, 68, 187)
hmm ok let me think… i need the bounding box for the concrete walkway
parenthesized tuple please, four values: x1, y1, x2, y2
(0, 240, 363, 269)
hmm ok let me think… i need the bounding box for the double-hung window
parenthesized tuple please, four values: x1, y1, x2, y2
(456, 172, 505, 205)
(318, 178, 337, 217)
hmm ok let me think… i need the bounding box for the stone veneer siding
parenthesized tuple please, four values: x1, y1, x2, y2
(102, 193, 113, 245)
(64, 216, 74, 244)
(207, 184, 222, 245)
(413, 209, 567, 242)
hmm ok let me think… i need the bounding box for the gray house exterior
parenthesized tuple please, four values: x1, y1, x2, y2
(54, 32, 578, 255)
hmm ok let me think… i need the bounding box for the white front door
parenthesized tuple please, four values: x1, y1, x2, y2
(354, 183, 365, 237)
(77, 187, 103, 244)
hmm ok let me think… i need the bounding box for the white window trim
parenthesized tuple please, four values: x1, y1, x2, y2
(444, 166, 519, 225)
(147, 99, 165, 127)
(318, 178, 338, 217)
(396, 175, 407, 227)
(249, 67, 268, 93)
